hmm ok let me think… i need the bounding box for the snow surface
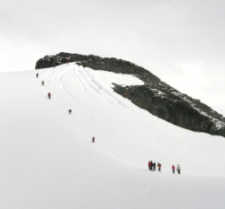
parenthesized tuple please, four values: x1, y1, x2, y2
(0, 63, 225, 209)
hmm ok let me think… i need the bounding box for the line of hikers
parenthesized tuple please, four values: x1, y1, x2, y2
(148, 161, 181, 174)
(36, 72, 73, 115)
(148, 161, 162, 172)
(36, 72, 182, 175)
(172, 164, 181, 174)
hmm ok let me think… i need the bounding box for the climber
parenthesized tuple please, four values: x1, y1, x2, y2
(172, 165, 176, 174)
(47, 92, 51, 99)
(148, 161, 153, 171)
(68, 109, 72, 114)
(157, 162, 162, 172)
(36, 73, 39, 78)
(152, 162, 156, 171)
(177, 164, 181, 175)
(41, 81, 45, 86)
(92, 136, 95, 143)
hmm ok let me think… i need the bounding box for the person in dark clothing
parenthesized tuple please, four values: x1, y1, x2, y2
(36, 73, 39, 78)
(92, 136, 95, 143)
(157, 162, 162, 172)
(48, 92, 51, 99)
(172, 165, 176, 174)
(148, 161, 153, 171)
(41, 81, 45, 86)
(68, 109, 72, 114)
(177, 164, 181, 175)
(152, 162, 156, 171)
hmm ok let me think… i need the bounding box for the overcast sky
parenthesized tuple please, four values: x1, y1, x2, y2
(1, 0, 225, 113)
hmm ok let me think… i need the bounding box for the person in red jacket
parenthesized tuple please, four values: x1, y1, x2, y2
(172, 165, 176, 174)
(48, 92, 51, 99)
(148, 161, 153, 171)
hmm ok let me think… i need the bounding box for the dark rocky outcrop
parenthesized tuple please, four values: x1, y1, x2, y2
(35, 52, 225, 138)
(36, 52, 160, 85)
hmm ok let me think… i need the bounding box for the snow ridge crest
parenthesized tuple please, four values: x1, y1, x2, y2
(35, 52, 225, 138)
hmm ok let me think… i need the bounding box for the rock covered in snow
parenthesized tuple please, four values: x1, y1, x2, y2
(35, 52, 225, 138)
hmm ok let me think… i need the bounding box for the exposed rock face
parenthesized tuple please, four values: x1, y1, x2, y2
(36, 52, 160, 85)
(36, 52, 225, 138)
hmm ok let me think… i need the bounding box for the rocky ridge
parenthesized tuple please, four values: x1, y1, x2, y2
(36, 52, 225, 138)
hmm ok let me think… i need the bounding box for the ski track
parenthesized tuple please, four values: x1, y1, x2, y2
(82, 67, 128, 108)
(79, 67, 103, 95)
(73, 66, 110, 106)
(73, 66, 87, 92)
(77, 67, 118, 106)
(37, 64, 129, 110)
(82, 68, 121, 105)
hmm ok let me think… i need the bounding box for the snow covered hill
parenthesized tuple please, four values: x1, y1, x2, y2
(36, 52, 225, 138)
(1, 63, 225, 209)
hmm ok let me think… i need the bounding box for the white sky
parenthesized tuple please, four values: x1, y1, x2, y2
(1, 0, 225, 114)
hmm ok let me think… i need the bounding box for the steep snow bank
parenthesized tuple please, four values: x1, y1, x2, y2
(0, 65, 225, 209)
(36, 53, 225, 138)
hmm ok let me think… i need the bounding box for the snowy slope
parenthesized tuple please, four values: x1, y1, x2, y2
(0, 64, 225, 209)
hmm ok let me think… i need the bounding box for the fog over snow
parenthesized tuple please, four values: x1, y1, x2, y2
(1, 1, 225, 207)
(1, 0, 225, 115)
